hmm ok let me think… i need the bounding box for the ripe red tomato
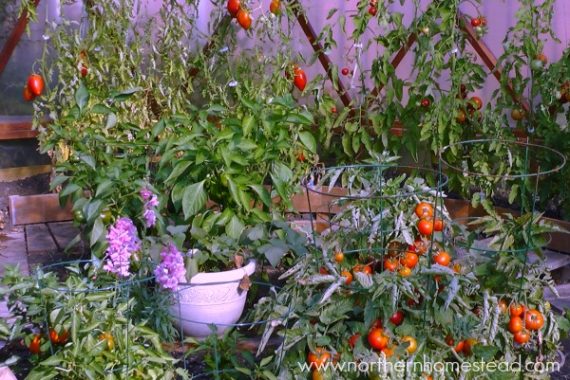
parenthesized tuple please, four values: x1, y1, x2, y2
(470, 17, 482, 27)
(508, 316, 524, 334)
(334, 251, 344, 263)
(80, 63, 88, 78)
(341, 67, 349, 76)
(463, 338, 477, 356)
(400, 251, 419, 269)
(341, 270, 353, 285)
(384, 258, 399, 272)
(29, 334, 41, 354)
(525, 309, 544, 331)
(236, 8, 251, 30)
(469, 96, 483, 111)
(27, 74, 44, 96)
(445, 334, 454, 347)
(23, 86, 35, 101)
(58, 330, 69, 344)
(454, 340, 465, 353)
(513, 330, 531, 344)
(415, 202, 434, 218)
(510, 304, 526, 318)
(348, 333, 361, 349)
(433, 219, 444, 232)
(420, 98, 431, 107)
(433, 251, 451, 266)
(227, 0, 240, 16)
(368, 328, 389, 350)
(49, 329, 59, 344)
(389, 310, 405, 326)
(331, 106, 337, 113)
(307, 348, 331, 369)
(368, 5, 377, 16)
(417, 219, 434, 236)
(319, 267, 329, 275)
(293, 66, 307, 91)
(269, 0, 280, 14)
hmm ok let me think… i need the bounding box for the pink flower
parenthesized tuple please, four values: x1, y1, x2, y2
(154, 243, 187, 291)
(103, 217, 141, 277)
(140, 187, 159, 228)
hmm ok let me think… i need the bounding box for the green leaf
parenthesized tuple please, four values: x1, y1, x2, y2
(95, 180, 114, 197)
(78, 153, 96, 170)
(90, 218, 106, 247)
(249, 185, 272, 208)
(110, 87, 142, 101)
(91, 104, 113, 114)
(75, 83, 89, 111)
(49, 175, 69, 190)
(182, 181, 207, 220)
(298, 131, 317, 153)
(60, 183, 81, 198)
(165, 161, 192, 184)
(226, 215, 245, 239)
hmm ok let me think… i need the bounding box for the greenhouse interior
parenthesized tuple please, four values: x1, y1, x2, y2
(0, 0, 570, 379)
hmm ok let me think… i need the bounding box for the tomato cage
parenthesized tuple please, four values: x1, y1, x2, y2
(301, 163, 449, 255)
(440, 138, 567, 305)
(33, 260, 155, 378)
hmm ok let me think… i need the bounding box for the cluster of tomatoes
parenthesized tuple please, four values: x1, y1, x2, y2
(469, 16, 487, 37)
(455, 86, 484, 125)
(445, 334, 478, 357)
(227, 0, 252, 30)
(507, 303, 545, 345)
(368, 0, 378, 16)
(22, 74, 44, 102)
(320, 252, 371, 285)
(414, 202, 444, 237)
(308, 314, 418, 379)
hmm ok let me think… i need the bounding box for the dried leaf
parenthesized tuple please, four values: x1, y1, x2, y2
(239, 274, 252, 292)
(234, 254, 244, 269)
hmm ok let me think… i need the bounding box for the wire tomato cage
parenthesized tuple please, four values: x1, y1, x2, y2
(440, 138, 566, 302)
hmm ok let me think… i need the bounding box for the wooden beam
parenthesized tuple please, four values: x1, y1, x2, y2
(9, 194, 72, 226)
(289, 0, 352, 107)
(0, 116, 37, 140)
(0, 165, 51, 182)
(0, 0, 41, 76)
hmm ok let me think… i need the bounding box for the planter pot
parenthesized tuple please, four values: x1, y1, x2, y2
(170, 260, 256, 339)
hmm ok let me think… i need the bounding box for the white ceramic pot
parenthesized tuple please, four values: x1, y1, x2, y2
(170, 260, 256, 338)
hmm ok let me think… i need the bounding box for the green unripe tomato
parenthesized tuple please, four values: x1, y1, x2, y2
(73, 210, 85, 223)
(99, 209, 113, 224)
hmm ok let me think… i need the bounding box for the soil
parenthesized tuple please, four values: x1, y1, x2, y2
(0, 340, 33, 379)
